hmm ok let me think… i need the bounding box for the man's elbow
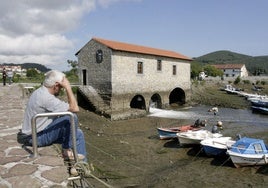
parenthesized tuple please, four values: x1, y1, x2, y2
(69, 106, 80, 113)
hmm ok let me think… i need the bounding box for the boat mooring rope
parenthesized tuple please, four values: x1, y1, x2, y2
(192, 147, 204, 161)
(71, 161, 114, 188)
(85, 136, 146, 172)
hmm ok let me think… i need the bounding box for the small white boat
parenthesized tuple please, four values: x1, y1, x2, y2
(201, 137, 235, 156)
(224, 85, 240, 95)
(226, 137, 268, 168)
(177, 130, 222, 145)
(157, 125, 202, 140)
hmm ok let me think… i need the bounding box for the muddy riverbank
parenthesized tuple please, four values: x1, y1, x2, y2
(76, 82, 268, 187)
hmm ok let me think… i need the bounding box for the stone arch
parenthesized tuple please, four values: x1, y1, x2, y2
(169, 88, 186, 105)
(130, 95, 146, 109)
(150, 93, 162, 108)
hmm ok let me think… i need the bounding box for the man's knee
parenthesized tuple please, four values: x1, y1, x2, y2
(76, 128, 84, 138)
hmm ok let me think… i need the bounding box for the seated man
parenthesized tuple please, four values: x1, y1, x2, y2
(21, 70, 87, 161)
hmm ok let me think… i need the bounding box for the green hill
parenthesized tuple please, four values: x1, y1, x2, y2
(194, 50, 268, 75)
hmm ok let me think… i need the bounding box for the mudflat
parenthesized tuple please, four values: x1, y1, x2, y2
(78, 108, 268, 188)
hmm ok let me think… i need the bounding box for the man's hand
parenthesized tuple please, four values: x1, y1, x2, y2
(59, 77, 79, 112)
(59, 77, 71, 90)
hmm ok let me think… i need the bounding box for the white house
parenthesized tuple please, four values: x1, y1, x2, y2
(212, 64, 248, 78)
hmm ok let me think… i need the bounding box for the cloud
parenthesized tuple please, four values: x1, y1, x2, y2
(0, 0, 95, 36)
(0, 34, 72, 55)
(97, 0, 142, 8)
(0, 0, 141, 70)
(0, 0, 95, 69)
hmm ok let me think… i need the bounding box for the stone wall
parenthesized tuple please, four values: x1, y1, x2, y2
(77, 40, 112, 94)
(111, 51, 191, 94)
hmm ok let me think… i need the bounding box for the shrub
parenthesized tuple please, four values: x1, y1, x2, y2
(243, 80, 250, 84)
(234, 76, 241, 84)
(261, 81, 266, 85)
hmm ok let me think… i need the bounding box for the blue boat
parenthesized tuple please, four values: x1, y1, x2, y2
(200, 137, 235, 156)
(226, 137, 268, 168)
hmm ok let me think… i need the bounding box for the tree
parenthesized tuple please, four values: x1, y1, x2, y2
(203, 65, 223, 77)
(67, 60, 78, 74)
(65, 60, 78, 83)
(191, 61, 203, 79)
(26, 68, 39, 77)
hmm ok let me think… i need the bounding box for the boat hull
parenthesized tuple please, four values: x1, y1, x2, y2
(201, 137, 235, 156)
(251, 100, 268, 108)
(251, 106, 268, 115)
(157, 125, 200, 140)
(203, 146, 226, 156)
(177, 130, 222, 145)
(157, 128, 178, 140)
(177, 136, 202, 145)
(227, 151, 268, 168)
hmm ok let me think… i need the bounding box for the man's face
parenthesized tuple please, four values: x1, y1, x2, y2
(54, 82, 62, 96)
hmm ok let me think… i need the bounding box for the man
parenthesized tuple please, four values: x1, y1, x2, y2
(22, 70, 87, 161)
(2, 67, 6, 86)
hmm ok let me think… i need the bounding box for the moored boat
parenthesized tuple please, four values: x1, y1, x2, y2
(226, 137, 268, 168)
(201, 137, 235, 156)
(177, 130, 222, 145)
(157, 125, 203, 140)
(157, 119, 206, 140)
(251, 106, 268, 115)
(250, 98, 268, 108)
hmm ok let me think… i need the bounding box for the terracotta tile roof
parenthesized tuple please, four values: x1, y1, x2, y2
(212, 64, 245, 69)
(92, 37, 192, 61)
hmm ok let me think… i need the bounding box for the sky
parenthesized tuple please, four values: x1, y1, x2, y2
(0, 0, 268, 71)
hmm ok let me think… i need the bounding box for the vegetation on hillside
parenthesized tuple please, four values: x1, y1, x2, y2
(193, 50, 268, 76)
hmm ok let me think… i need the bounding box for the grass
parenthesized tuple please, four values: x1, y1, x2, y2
(190, 82, 264, 109)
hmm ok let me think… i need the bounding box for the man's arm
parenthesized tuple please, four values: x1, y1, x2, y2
(60, 77, 79, 112)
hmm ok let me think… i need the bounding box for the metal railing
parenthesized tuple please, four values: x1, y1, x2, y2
(31, 112, 78, 162)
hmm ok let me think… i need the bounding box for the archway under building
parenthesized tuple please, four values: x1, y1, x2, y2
(150, 93, 162, 108)
(169, 88, 186, 106)
(130, 95, 146, 109)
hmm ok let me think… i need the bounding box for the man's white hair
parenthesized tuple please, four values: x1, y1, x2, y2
(43, 70, 65, 87)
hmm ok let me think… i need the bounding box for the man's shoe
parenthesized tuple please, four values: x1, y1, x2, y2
(63, 149, 85, 161)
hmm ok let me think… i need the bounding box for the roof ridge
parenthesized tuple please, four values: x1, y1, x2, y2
(92, 37, 192, 61)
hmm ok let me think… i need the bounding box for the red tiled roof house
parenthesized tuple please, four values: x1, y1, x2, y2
(212, 64, 248, 78)
(75, 37, 192, 120)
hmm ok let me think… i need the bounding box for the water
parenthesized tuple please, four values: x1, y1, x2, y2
(149, 105, 268, 137)
(149, 105, 267, 124)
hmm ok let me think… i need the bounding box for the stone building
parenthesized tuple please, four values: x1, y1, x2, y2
(75, 37, 192, 120)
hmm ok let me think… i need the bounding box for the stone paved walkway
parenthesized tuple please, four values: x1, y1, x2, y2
(0, 84, 69, 188)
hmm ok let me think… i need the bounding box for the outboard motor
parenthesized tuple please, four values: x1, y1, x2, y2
(193, 119, 200, 127)
(236, 134, 242, 140)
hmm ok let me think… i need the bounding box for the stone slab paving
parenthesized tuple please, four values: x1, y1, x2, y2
(0, 84, 69, 188)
